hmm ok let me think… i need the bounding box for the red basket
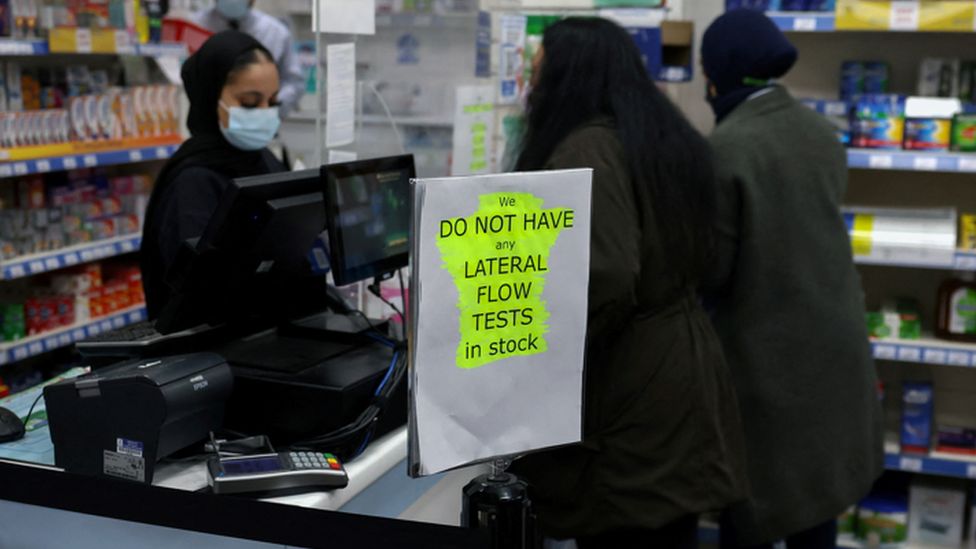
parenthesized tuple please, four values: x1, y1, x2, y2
(162, 17, 214, 55)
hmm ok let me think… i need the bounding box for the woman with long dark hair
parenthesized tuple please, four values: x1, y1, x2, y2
(141, 30, 284, 316)
(511, 18, 746, 547)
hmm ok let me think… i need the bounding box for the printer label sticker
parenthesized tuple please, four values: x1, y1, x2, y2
(103, 450, 145, 482)
(116, 438, 144, 457)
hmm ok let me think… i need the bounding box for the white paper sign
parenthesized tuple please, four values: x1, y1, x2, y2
(328, 149, 358, 164)
(314, 0, 375, 35)
(451, 86, 495, 176)
(409, 169, 592, 476)
(326, 43, 356, 148)
(498, 15, 527, 105)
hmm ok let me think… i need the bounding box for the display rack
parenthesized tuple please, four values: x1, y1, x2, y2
(854, 250, 976, 271)
(1, 234, 141, 281)
(0, 305, 147, 366)
(0, 36, 187, 58)
(884, 447, 976, 480)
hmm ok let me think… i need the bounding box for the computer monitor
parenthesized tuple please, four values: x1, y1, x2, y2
(156, 168, 329, 334)
(322, 155, 414, 287)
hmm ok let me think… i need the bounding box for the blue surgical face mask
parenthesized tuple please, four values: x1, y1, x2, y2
(219, 101, 280, 151)
(216, 0, 250, 20)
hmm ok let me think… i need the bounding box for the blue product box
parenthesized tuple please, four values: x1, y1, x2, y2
(725, 0, 770, 10)
(841, 61, 865, 101)
(901, 382, 934, 454)
(781, 0, 810, 10)
(863, 62, 890, 94)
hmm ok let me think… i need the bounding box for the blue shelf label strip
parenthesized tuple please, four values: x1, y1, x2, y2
(769, 13, 835, 32)
(885, 452, 976, 479)
(872, 341, 976, 368)
(1, 307, 147, 365)
(0, 144, 176, 178)
(849, 150, 976, 173)
(1, 236, 142, 280)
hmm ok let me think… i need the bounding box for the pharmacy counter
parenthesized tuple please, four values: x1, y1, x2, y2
(0, 427, 488, 548)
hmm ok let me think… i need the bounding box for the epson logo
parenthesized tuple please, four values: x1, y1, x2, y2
(190, 375, 208, 392)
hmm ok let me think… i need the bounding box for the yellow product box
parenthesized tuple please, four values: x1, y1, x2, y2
(960, 214, 976, 250)
(836, 0, 976, 31)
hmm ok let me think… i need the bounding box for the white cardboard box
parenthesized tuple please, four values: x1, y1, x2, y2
(909, 479, 967, 548)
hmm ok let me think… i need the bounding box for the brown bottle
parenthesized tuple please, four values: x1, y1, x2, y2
(936, 272, 976, 342)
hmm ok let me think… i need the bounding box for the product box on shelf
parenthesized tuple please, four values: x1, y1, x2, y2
(908, 478, 967, 548)
(935, 426, 976, 456)
(850, 94, 904, 149)
(857, 496, 909, 546)
(901, 382, 934, 455)
(953, 113, 976, 152)
(903, 97, 963, 152)
(866, 298, 921, 340)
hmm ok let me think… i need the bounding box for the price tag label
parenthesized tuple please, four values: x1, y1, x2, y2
(9, 265, 26, 278)
(63, 253, 79, 266)
(36, 159, 51, 172)
(922, 349, 947, 365)
(59, 333, 72, 346)
(72, 329, 86, 340)
(129, 311, 141, 323)
(0, 164, 12, 177)
(897, 347, 922, 362)
(128, 149, 143, 162)
(968, 464, 976, 479)
(13, 347, 28, 360)
(100, 321, 112, 332)
(947, 351, 970, 366)
(155, 147, 169, 159)
(899, 456, 923, 472)
(913, 156, 938, 171)
(959, 157, 976, 172)
(825, 102, 847, 117)
(63, 156, 78, 169)
(874, 344, 897, 360)
(80, 250, 94, 262)
(44, 257, 60, 270)
(120, 240, 135, 253)
(28, 342, 43, 355)
(114, 30, 134, 53)
(793, 17, 817, 31)
(83, 155, 97, 167)
(28, 261, 44, 273)
(88, 324, 101, 336)
(12, 162, 27, 175)
(112, 316, 125, 329)
(889, 1, 920, 31)
(869, 155, 894, 169)
(44, 338, 58, 351)
(75, 28, 93, 53)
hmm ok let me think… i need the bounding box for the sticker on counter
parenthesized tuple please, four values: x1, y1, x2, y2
(116, 438, 144, 457)
(103, 450, 145, 482)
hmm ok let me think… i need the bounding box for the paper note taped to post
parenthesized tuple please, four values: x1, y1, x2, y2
(409, 169, 591, 476)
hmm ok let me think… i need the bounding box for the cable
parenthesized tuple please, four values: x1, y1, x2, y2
(366, 82, 407, 155)
(367, 280, 404, 320)
(397, 268, 407, 332)
(23, 391, 44, 431)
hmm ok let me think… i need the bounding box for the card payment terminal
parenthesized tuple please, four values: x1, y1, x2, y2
(207, 451, 348, 495)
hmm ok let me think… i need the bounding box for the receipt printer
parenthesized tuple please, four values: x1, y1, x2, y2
(45, 353, 233, 483)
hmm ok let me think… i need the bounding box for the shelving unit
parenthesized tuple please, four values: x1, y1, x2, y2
(0, 139, 179, 177)
(884, 442, 976, 480)
(854, 249, 976, 271)
(1, 234, 141, 281)
(0, 36, 187, 58)
(0, 304, 147, 366)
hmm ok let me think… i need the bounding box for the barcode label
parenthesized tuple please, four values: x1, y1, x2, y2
(83, 155, 97, 167)
(899, 456, 923, 472)
(793, 17, 816, 31)
(36, 160, 51, 172)
(63, 157, 78, 169)
(913, 156, 938, 171)
(869, 155, 894, 169)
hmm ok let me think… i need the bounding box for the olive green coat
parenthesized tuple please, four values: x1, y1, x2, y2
(512, 119, 748, 539)
(707, 87, 884, 545)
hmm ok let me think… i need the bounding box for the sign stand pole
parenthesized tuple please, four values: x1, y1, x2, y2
(461, 458, 539, 549)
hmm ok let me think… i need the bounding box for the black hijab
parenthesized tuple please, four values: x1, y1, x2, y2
(141, 30, 276, 318)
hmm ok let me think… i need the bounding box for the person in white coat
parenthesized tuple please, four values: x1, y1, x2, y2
(194, 0, 305, 116)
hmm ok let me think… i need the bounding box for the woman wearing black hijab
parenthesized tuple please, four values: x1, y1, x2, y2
(700, 11, 883, 549)
(141, 30, 284, 317)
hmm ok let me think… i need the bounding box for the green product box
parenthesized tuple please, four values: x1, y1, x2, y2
(1, 303, 25, 342)
(952, 113, 976, 152)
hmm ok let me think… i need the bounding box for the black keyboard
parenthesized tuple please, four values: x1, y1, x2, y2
(85, 320, 164, 343)
(76, 320, 219, 358)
